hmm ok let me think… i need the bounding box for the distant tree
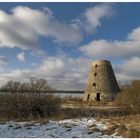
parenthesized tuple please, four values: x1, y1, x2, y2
(0, 78, 54, 94)
(20, 82, 30, 93)
(29, 78, 54, 92)
(1, 80, 21, 94)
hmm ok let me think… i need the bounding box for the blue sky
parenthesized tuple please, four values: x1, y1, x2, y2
(0, 3, 140, 90)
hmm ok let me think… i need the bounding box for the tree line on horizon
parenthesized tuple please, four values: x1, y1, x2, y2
(0, 78, 84, 93)
(0, 78, 54, 93)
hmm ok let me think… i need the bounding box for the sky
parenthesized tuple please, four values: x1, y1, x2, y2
(0, 2, 140, 90)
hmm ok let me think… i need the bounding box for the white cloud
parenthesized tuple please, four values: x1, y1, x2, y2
(80, 26, 140, 59)
(0, 56, 91, 90)
(0, 69, 33, 88)
(0, 55, 7, 65)
(0, 55, 140, 89)
(0, 6, 82, 49)
(34, 56, 91, 90)
(17, 52, 25, 62)
(3, 4, 140, 89)
(37, 57, 65, 77)
(0, 9, 38, 49)
(0, 4, 115, 50)
(116, 57, 140, 84)
(81, 4, 114, 33)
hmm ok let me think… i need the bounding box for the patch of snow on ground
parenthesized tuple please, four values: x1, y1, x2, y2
(0, 118, 120, 138)
(95, 121, 108, 131)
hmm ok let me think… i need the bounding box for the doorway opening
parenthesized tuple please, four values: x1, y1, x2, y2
(96, 93, 100, 101)
(87, 94, 90, 101)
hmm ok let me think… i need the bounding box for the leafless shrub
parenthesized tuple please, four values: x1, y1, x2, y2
(0, 93, 61, 119)
(0, 78, 60, 119)
(115, 80, 140, 113)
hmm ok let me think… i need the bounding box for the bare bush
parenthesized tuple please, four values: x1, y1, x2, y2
(0, 93, 61, 119)
(115, 80, 140, 113)
(0, 78, 60, 119)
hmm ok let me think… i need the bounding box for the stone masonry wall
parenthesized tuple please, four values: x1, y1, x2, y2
(83, 60, 120, 101)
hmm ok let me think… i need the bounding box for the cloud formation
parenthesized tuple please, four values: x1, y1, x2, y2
(0, 55, 140, 89)
(0, 4, 116, 89)
(0, 56, 91, 90)
(116, 57, 140, 84)
(17, 52, 25, 62)
(80, 26, 140, 59)
(1, 4, 139, 89)
(81, 4, 114, 33)
(0, 4, 114, 50)
(0, 6, 82, 49)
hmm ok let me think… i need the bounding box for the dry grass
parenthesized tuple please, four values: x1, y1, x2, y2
(103, 114, 140, 138)
(61, 95, 115, 109)
(62, 96, 83, 104)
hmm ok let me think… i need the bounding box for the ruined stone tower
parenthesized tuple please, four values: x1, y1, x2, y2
(83, 60, 120, 101)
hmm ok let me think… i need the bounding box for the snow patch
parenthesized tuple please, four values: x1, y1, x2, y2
(0, 118, 120, 138)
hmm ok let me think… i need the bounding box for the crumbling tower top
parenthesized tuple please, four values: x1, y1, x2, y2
(91, 60, 111, 66)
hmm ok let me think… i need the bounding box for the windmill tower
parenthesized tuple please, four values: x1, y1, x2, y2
(83, 60, 120, 101)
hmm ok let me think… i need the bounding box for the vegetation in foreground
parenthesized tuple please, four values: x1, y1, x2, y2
(0, 79, 140, 137)
(115, 80, 140, 114)
(0, 78, 61, 121)
(101, 114, 140, 138)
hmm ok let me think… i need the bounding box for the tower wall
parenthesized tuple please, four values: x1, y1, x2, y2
(83, 60, 120, 101)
